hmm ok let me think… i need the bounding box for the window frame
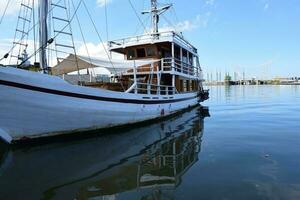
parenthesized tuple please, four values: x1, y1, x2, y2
(127, 49, 136, 60)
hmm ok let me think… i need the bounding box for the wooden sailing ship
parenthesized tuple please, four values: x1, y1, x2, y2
(0, 0, 209, 143)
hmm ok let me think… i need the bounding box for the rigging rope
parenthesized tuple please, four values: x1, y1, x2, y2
(64, 0, 82, 84)
(2, 0, 65, 61)
(104, 0, 109, 42)
(133, 15, 150, 35)
(32, 0, 37, 62)
(0, 0, 11, 25)
(70, 0, 95, 77)
(82, 1, 125, 91)
(18, 0, 83, 67)
(127, 0, 148, 34)
(161, 13, 177, 33)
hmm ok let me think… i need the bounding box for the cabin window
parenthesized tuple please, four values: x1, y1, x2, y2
(136, 48, 146, 58)
(127, 49, 136, 59)
(146, 47, 155, 57)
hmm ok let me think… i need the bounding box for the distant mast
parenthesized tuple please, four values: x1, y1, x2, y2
(39, 0, 49, 73)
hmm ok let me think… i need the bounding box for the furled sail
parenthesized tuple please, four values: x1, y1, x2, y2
(51, 54, 158, 75)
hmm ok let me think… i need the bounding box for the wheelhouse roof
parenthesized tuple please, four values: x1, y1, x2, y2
(108, 31, 198, 56)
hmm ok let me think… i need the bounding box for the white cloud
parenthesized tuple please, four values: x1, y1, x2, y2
(77, 42, 122, 60)
(160, 12, 211, 33)
(0, 0, 36, 17)
(96, 0, 112, 7)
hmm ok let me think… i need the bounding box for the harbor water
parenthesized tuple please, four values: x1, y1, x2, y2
(0, 85, 300, 200)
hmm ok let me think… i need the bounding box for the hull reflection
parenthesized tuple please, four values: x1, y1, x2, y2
(0, 106, 209, 200)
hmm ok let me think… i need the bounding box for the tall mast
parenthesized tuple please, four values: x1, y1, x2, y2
(39, 0, 49, 73)
(142, 0, 172, 35)
(151, 0, 159, 34)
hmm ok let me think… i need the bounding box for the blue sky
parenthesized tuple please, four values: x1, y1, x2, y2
(0, 0, 299, 79)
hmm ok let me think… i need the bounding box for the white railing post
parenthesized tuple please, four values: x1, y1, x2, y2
(157, 70, 161, 95)
(133, 60, 138, 94)
(171, 42, 175, 72)
(147, 84, 151, 95)
(180, 47, 183, 72)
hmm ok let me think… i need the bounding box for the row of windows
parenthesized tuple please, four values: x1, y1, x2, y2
(127, 47, 156, 59)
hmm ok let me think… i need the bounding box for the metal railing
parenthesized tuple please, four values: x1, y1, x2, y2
(162, 57, 201, 77)
(136, 83, 177, 95)
(126, 82, 177, 96)
(123, 57, 203, 79)
(108, 31, 197, 54)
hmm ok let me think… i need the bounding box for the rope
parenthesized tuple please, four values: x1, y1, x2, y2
(18, 0, 83, 67)
(64, 0, 81, 84)
(82, 1, 126, 91)
(127, 0, 148, 34)
(133, 15, 150, 35)
(104, 0, 109, 42)
(161, 13, 177, 32)
(2, 0, 65, 62)
(32, 0, 37, 62)
(0, 0, 11, 25)
(70, 0, 95, 77)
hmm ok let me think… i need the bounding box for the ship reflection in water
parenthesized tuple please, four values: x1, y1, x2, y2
(0, 106, 209, 200)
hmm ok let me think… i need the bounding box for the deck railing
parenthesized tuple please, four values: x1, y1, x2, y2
(108, 31, 197, 54)
(124, 57, 202, 79)
(162, 57, 201, 78)
(136, 83, 177, 95)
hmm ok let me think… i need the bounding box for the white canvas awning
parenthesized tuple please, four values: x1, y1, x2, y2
(51, 54, 157, 75)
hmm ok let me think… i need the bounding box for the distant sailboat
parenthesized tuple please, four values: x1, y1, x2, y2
(0, 0, 209, 144)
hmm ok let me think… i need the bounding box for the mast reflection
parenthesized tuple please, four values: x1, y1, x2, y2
(0, 106, 209, 200)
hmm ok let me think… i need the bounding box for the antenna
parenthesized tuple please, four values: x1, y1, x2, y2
(141, 0, 172, 34)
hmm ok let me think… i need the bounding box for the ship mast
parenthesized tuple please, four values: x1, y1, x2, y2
(142, 0, 172, 35)
(39, 0, 49, 73)
(151, 0, 159, 34)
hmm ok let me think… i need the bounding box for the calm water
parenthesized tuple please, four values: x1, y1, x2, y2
(1, 85, 300, 200)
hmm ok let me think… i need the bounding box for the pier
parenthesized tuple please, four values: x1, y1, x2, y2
(204, 73, 300, 86)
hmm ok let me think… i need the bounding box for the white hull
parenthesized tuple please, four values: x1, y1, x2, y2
(0, 67, 200, 143)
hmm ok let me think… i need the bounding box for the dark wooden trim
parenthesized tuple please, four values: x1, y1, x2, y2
(0, 79, 197, 104)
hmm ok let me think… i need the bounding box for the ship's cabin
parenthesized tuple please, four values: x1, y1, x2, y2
(107, 31, 203, 95)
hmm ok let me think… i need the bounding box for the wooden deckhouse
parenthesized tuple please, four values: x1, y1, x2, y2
(108, 31, 203, 95)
